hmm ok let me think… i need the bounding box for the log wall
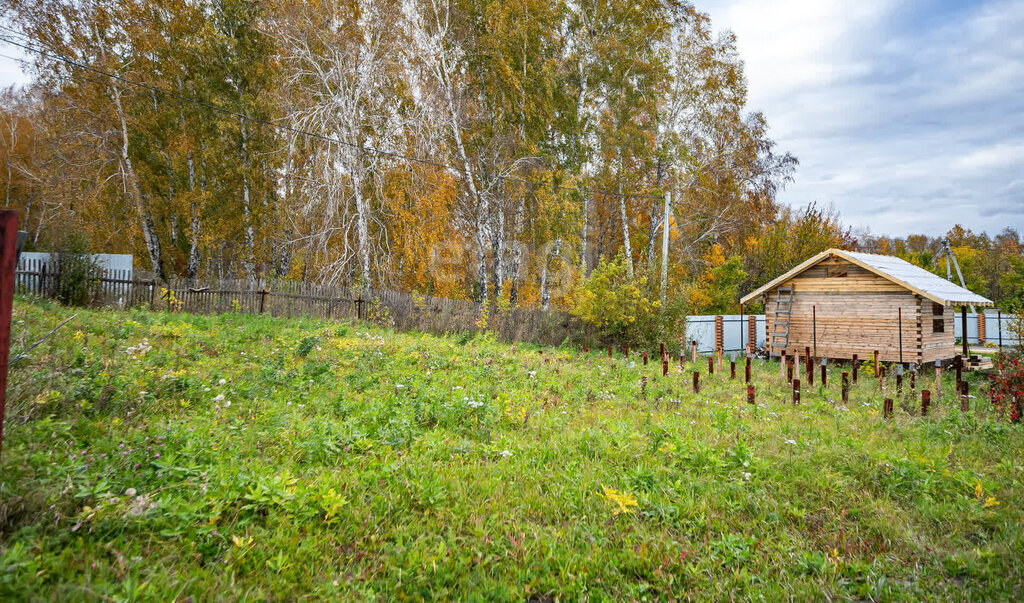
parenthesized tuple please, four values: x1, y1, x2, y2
(763, 256, 956, 363)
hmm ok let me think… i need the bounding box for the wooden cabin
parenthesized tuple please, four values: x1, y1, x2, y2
(740, 249, 993, 365)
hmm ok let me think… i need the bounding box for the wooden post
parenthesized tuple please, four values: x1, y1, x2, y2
(780, 350, 787, 378)
(730, 355, 736, 380)
(660, 342, 665, 359)
(794, 352, 800, 383)
(787, 358, 793, 383)
(896, 365, 903, 395)
(747, 384, 755, 405)
(898, 307, 903, 364)
(873, 350, 879, 378)
(960, 380, 969, 412)
(909, 365, 916, 390)
(852, 353, 858, 383)
(714, 315, 724, 360)
(258, 288, 268, 314)
(955, 355, 962, 392)
(692, 371, 699, 393)
(662, 359, 669, 377)
(884, 398, 893, 419)
(922, 390, 931, 415)
(960, 305, 968, 359)
(624, 344, 630, 359)
(841, 371, 849, 403)
(0, 211, 18, 459)
(812, 304, 817, 358)
(607, 346, 613, 359)
(792, 379, 800, 405)
(643, 351, 648, 365)
(805, 346, 812, 386)
(707, 356, 714, 375)
(745, 356, 751, 383)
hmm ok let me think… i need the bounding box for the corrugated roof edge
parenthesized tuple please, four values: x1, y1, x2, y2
(740, 248, 994, 307)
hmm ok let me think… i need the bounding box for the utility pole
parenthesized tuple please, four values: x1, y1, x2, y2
(660, 191, 670, 303)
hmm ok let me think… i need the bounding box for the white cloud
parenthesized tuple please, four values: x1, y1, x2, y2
(699, 0, 1024, 236)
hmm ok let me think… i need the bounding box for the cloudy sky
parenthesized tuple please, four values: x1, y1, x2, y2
(699, 0, 1024, 237)
(1, 0, 1022, 237)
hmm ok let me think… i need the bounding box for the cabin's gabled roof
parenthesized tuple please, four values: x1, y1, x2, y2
(740, 248, 994, 307)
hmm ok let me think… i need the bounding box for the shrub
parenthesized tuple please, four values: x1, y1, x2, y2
(991, 352, 1024, 422)
(50, 235, 101, 307)
(568, 255, 686, 346)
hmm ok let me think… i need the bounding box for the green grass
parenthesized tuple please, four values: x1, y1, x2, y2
(2, 297, 1022, 600)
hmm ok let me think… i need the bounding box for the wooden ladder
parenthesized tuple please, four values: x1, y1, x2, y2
(770, 286, 793, 357)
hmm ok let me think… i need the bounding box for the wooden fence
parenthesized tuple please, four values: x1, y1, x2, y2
(14, 269, 594, 347)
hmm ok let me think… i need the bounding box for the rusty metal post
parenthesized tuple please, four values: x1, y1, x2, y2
(805, 346, 813, 385)
(896, 364, 903, 395)
(960, 380, 969, 412)
(922, 390, 931, 415)
(660, 342, 665, 360)
(730, 355, 736, 380)
(977, 312, 985, 345)
(0, 212, 18, 458)
(662, 359, 668, 377)
(747, 384, 755, 405)
(691, 340, 697, 364)
(841, 371, 849, 403)
(607, 345, 613, 359)
(909, 365, 916, 390)
(935, 365, 942, 398)
(787, 358, 793, 383)
(624, 344, 630, 359)
(884, 398, 893, 419)
(852, 353, 859, 383)
(873, 350, 879, 378)
(643, 351, 648, 365)
(793, 379, 800, 405)
(707, 356, 714, 375)
(745, 356, 751, 384)
(692, 371, 699, 393)
(780, 350, 787, 378)
(820, 358, 827, 388)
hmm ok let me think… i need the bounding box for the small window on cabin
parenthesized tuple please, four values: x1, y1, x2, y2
(826, 264, 848, 278)
(932, 302, 944, 316)
(932, 318, 945, 333)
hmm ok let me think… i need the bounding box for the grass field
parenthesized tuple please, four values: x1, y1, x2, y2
(1, 298, 1022, 600)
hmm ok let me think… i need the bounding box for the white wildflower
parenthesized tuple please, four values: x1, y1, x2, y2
(500, 450, 512, 458)
(785, 439, 797, 445)
(218, 378, 227, 385)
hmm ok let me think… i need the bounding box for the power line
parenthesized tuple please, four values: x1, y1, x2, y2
(0, 30, 665, 201)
